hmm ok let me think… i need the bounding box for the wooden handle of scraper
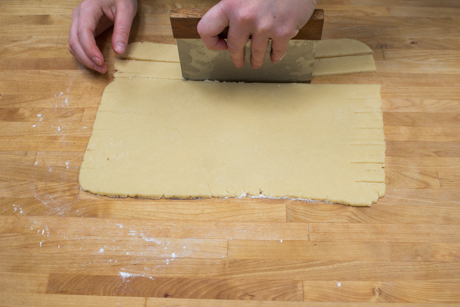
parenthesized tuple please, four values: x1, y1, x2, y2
(170, 8, 324, 40)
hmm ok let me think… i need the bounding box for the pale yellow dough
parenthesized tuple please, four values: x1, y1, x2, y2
(313, 54, 376, 77)
(118, 42, 179, 62)
(315, 38, 373, 59)
(79, 42, 385, 206)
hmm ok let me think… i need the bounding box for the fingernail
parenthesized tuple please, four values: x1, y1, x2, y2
(116, 42, 126, 53)
(95, 65, 104, 73)
(92, 57, 102, 66)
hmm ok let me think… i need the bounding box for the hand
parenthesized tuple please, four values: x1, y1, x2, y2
(69, 0, 137, 73)
(197, 0, 317, 69)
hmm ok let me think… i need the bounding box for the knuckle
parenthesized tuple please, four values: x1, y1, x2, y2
(227, 42, 242, 52)
(251, 47, 266, 55)
(80, 0, 94, 11)
(256, 19, 273, 34)
(235, 10, 255, 24)
(81, 0, 93, 7)
(274, 27, 298, 40)
(119, 2, 137, 16)
(115, 27, 130, 38)
(76, 27, 85, 38)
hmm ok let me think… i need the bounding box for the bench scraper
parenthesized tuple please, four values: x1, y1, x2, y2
(170, 8, 324, 83)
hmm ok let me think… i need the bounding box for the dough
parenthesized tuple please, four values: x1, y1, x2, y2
(313, 55, 376, 77)
(315, 38, 373, 59)
(118, 42, 179, 62)
(80, 79, 385, 206)
(79, 41, 385, 206)
(114, 59, 182, 79)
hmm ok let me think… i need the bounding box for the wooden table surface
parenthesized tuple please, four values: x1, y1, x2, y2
(1, 0, 460, 306)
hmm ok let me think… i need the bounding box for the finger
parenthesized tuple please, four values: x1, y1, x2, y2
(69, 9, 105, 73)
(250, 35, 270, 69)
(76, 5, 106, 69)
(70, 33, 107, 73)
(68, 9, 80, 56)
(197, 4, 228, 51)
(226, 27, 250, 69)
(270, 37, 291, 64)
(112, 1, 137, 54)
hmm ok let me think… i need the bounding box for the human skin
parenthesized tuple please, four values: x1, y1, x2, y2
(197, 0, 317, 68)
(69, 0, 317, 72)
(68, 0, 137, 73)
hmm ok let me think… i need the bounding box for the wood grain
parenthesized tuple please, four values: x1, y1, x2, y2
(0, 216, 308, 240)
(309, 223, 460, 243)
(1, 0, 460, 305)
(0, 293, 146, 307)
(228, 240, 460, 262)
(303, 281, 460, 303)
(46, 274, 303, 301)
(287, 191, 460, 224)
(0, 272, 48, 293)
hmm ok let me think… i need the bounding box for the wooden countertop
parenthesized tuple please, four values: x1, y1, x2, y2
(1, 0, 460, 305)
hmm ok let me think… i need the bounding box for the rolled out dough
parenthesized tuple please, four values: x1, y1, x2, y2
(80, 77, 385, 206)
(80, 41, 385, 206)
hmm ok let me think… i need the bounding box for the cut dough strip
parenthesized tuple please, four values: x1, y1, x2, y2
(118, 42, 180, 62)
(312, 54, 376, 77)
(315, 38, 373, 59)
(114, 60, 182, 80)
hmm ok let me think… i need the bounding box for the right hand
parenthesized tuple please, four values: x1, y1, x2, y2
(68, 0, 138, 73)
(197, 0, 317, 69)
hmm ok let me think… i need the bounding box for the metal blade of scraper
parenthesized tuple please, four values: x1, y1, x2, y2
(177, 39, 316, 83)
(170, 8, 324, 83)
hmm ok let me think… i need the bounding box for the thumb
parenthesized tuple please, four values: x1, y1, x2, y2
(197, 4, 228, 50)
(112, 2, 137, 54)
